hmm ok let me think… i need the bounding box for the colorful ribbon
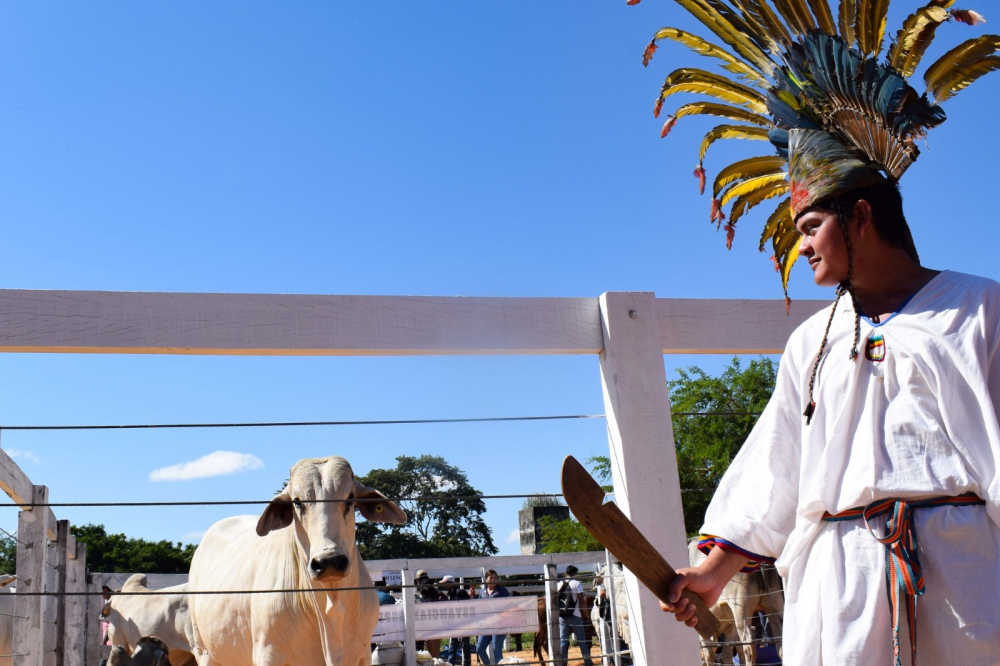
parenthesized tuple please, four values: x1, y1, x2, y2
(823, 493, 984, 666)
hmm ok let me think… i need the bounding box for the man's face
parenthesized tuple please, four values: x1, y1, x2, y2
(796, 206, 851, 287)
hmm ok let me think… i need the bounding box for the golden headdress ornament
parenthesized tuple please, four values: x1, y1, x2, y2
(635, 0, 998, 301)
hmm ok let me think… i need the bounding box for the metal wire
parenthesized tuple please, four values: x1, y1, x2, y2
(0, 493, 567, 508)
(0, 526, 26, 547)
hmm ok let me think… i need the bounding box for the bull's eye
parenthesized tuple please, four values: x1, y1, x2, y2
(292, 498, 304, 512)
(345, 493, 355, 515)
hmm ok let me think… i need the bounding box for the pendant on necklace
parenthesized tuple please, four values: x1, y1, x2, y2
(865, 333, 885, 362)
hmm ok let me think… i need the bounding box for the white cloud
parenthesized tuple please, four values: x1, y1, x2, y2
(7, 449, 40, 464)
(149, 451, 264, 482)
(180, 531, 206, 543)
(506, 528, 521, 544)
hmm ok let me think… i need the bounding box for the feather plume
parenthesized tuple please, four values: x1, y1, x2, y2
(671, 0, 774, 74)
(699, 124, 772, 164)
(673, 101, 775, 126)
(644, 28, 770, 86)
(887, 6, 950, 78)
(694, 165, 708, 193)
(780, 236, 802, 291)
(930, 55, 1000, 102)
(703, 0, 776, 56)
(720, 172, 789, 206)
(807, 0, 837, 35)
(712, 155, 787, 197)
(857, 0, 891, 56)
(839, 0, 857, 47)
(658, 68, 769, 112)
(726, 178, 790, 225)
(925, 35, 1000, 96)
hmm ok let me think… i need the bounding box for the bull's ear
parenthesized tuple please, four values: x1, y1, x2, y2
(256, 491, 294, 536)
(354, 482, 407, 525)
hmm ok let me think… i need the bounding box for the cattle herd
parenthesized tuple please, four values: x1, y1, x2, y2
(93, 455, 785, 666)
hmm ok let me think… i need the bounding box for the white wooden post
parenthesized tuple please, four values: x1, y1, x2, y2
(13, 485, 51, 666)
(605, 553, 622, 666)
(47, 520, 69, 666)
(63, 540, 86, 666)
(598, 292, 701, 666)
(543, 564, 559, 666)
(401, 567, 417, 666)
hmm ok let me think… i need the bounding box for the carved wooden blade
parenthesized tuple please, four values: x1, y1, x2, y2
(560, 455, 720, 639)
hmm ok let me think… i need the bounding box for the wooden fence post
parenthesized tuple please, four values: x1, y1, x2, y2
(543, 563, 560, 666)
(598, 292, 701, 666)
(13, 485, 51, 666)
(84, 577, 103, 666)
(63, 540, 86, 666)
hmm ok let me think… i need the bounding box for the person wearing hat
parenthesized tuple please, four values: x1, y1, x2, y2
(638, 1, 1000, 664)
(414, 569, 443, 658)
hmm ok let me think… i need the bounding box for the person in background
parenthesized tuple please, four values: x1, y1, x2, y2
(557, 566, 593, 666)
(374, 578, 396, 606)
(414, 569, 443, 658)
(439, 575, 472, 666)
(476, 569, 509, 665)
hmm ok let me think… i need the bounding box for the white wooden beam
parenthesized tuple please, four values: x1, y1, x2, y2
(656, 297, 827, 354)
(84, 578, 103, 666)
(0, 290, 603, 356)
(63, 542, 87, 666)
(0, 289, 822, 357)
(598, 292, 700, 666)
(0, 446, 34, 509)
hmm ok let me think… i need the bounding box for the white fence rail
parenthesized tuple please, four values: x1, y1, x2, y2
(0, 289, 820, 666)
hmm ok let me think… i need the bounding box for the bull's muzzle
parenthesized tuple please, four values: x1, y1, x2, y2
(309, 553, 350, 579)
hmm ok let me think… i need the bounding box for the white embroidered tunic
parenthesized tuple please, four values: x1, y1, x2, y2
(701, 270, 1000, 665)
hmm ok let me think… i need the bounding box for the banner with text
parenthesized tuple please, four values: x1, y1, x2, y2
(373, 596, 537, 642)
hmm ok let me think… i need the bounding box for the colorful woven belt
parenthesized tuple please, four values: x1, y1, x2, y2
(823, 493, 985, 666)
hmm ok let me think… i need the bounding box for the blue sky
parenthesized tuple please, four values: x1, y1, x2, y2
(0, 2, 997, 558)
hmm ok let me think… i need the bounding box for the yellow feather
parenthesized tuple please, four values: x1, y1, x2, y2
(698, 124, 772, 164)
(925, 35, 1000, 95)
(759, 198, 791, 251)
(672, 0, 775, 74)
(780, 237, 802, 291)
(931, 55, 1000, 103)
(660, 69, 769, 113)
(720, 172, 788, 207)
(772, 219, 800, 268)
(807, 0, 837, 36)
(871, 0, 891, 57)
(839, 0, 856, 47)
(712, 155, 787, 198)
(772, 0, 816, 36)
(674, 101, 775, 127)
(739, 0, 794, 50)
(728, 179, 790, 226)
(887, 6, 950, 78)
(650, 28, 770, 87)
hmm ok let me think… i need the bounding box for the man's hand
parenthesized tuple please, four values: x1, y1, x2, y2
(659, 546, 748, 627)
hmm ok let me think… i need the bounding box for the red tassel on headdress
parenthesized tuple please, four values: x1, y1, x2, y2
(951, 9, 986, 26)
(642, 40, 658, 67)
(694, 165, 706, 194)
(626, 0, 641, 5)
(724, 223, 736, 250)
(660, 115, 677, 138)
(653, 98, 664, 118)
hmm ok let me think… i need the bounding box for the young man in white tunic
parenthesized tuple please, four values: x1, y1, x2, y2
(661, 144, 1000, 664)
(632, 4, 1000, 663)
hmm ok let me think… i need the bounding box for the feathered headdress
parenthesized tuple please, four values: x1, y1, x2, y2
(635, 0, 998, 300)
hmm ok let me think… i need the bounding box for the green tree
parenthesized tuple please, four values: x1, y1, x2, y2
(670, 357, 776, 534)
(355, 455, 497, 559)
(0, 524, 198, 574)
(537, 457, 607, 553)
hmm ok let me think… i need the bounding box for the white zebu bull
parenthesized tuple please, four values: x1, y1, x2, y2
(104, 575, 196, 666)
(188, 456, 406, 666)
(688, 540, 784, 666)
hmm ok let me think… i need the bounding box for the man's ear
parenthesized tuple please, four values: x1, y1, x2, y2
(354, 482, 407, 525)
(256, 490, 294, 536)
(854, 199, 874, 235)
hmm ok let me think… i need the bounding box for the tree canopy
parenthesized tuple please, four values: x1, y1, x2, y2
(0, 524, 196, 575)
(671, 356, 776, 534)
(355, 454, 497, 559)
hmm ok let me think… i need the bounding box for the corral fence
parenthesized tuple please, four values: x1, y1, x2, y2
(0, 289, 823, 665)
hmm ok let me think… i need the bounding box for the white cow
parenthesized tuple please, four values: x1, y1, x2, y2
(688, 540, 784, 666)
(103, 575, 196, 666)
(188, 456, 406, 666)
